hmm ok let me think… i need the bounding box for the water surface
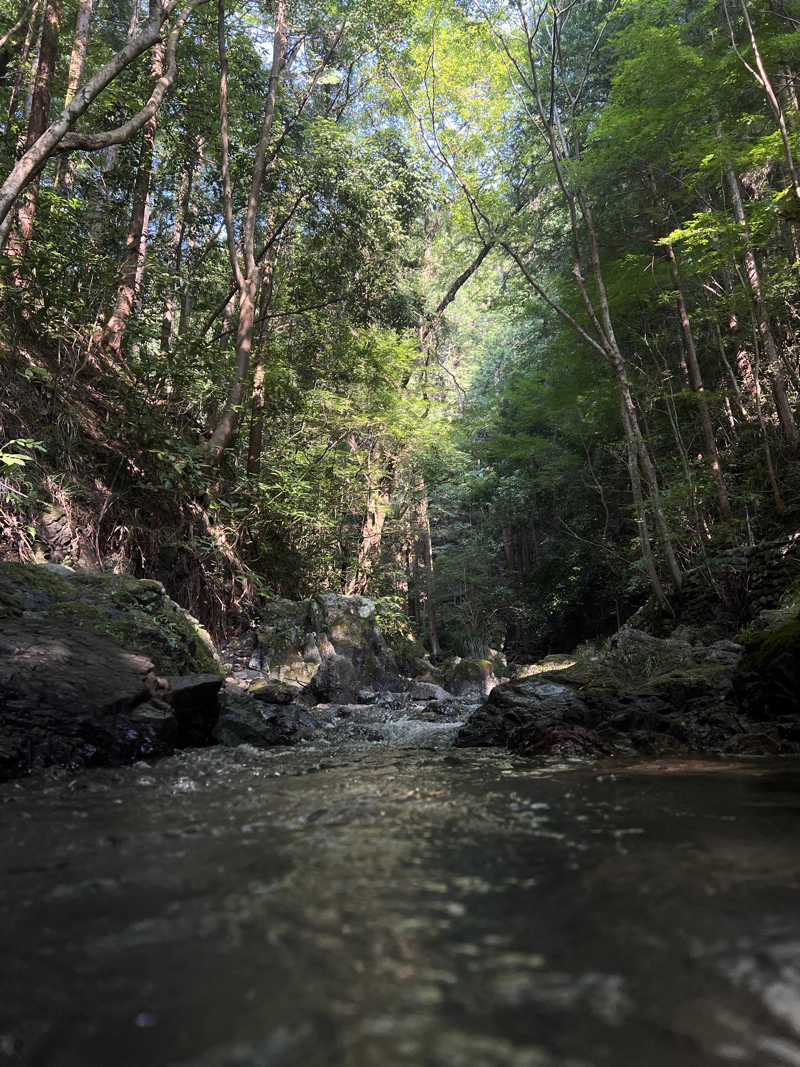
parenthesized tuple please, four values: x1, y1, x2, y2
(2, 731, 800, 1066)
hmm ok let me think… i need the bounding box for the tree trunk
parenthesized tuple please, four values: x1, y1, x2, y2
(619, 396, 669, 610)
(20, 0, 44, 131)
(751, 324, 786, 515)
(0, 0, 181, 233)
(4, 0, 41, 139)
(576, 187, 683, 592)
(724, 0, 800, 201)
(201, 0, 287, 462)
(666, 244, 733, 519)
(4, 0, 60, 260)
(54, 0, 93, 195)
(726, 166, 799, 446)
(246, 250, 278, 475)
(178, 189, 200, 336)
(416, 491, 440, 658)
(159, 147, 197, 355)
(346, 455, 394, 595)
(100, 28, 164, 356)
(203, 272, 260, 458)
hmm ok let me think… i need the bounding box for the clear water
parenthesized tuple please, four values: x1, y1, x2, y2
(2, 706, 800, 1066)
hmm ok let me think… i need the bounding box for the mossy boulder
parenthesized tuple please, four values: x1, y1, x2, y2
(0, 618, 178, 779)
(309, 594, 399, 684)
(0, 564, 227, 779)
(444, 657, 499, 699)
(391, 636, 433, 677)
(0, 562, 221, 675)
(733, 617, 800, 718)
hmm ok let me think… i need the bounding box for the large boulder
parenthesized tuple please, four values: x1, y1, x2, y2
(454, 647, 793, 757)
(410, 681, 453, 702)
(309, 594, 399, 687)
(0, 562, 221, 675)
(0, 563, 224, 779)
(311, 652, 359, 704)
(228, 593, 404, 699)
(0, 618, 177, 778)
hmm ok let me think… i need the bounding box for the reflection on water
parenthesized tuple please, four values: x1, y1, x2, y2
(2, 738, 800, 1066)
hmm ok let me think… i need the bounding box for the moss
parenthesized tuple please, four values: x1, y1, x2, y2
(451, 658, 493, 681)
(739, 620, 800, 674)
(1, 563, 221, 675)
(0, 585, 22, 619)
(0, 561, 70, 600)
(392, 636, 429, 674)
(734, 619, 800, 718)
(47, 600, 107, 627)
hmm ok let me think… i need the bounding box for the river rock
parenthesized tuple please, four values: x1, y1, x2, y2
(454, 653, 795, 757)
(165, 673, 224, 746)
(212, 684, 315, 747)
(0, 563, 230, 779)
(410, 681, 452, 701)
(312, 653, 359, 703)
(443, 657, 499, 699)
(0, 618, 178, 778)
(248, 678, 301, 704)
(0, 562, 221, 674)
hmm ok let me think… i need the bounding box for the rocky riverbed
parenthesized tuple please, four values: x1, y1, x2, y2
(4, 562, 800, 783)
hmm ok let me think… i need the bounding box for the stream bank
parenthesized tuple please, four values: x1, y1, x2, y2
(3, 559, 800, 780)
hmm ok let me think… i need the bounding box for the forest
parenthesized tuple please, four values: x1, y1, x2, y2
(2, 0, 800, 657)
(4, 2, 800, 1061)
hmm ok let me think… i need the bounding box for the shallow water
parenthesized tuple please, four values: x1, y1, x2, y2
(2, 721, 800, 1066)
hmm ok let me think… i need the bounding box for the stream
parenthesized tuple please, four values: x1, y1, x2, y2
(2, 699, 800, 1067)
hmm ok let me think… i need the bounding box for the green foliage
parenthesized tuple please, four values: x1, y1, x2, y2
(2, 0, 800, 655)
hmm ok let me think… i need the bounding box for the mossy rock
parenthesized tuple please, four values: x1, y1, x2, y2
(444, 657, 499, 698)
(734, 618, 800, 718)
(254, 598, 311, 662)
(391, 636, 431, 676)
(0, 563, 221, 676)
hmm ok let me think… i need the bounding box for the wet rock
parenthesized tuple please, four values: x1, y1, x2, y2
(312, 653, 359, 704)
(0, 618, 178, 778)
(454, 656, 788, 757)
(456, 676, 592, 750)
(410, 681, 452, 702)
(427, 697, 475, 718)
(165, 673, 224, 746)
(212, 683, 314, 747)
(603, 627, 697, 680)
